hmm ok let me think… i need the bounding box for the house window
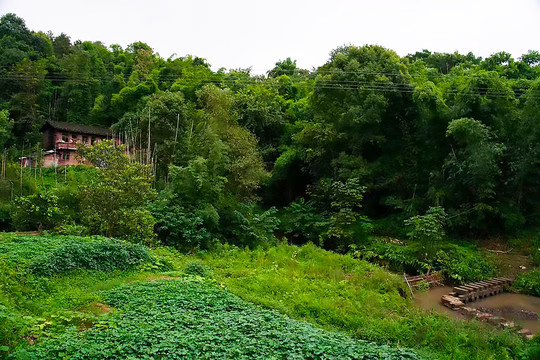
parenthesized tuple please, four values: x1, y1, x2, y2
(91, 137, 95, 145)
(62, 152, 70, 161)
(82, 136, 88, 144)
(62, 133, 69, 142)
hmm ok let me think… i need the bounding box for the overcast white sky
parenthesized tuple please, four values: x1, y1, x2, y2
(1, 0, 539, 74)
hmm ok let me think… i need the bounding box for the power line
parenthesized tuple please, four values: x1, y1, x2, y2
(0, 72, 539, 99)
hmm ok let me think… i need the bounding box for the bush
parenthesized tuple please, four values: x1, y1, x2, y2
(513, 270, 540, 296)
(228, 204, 280, 248)
(53, 222, 90, 236)
(29, 238, 152, 275)
(434, 243, 495, 283)
(116, 208, 157, 245)
(278, 198, 328, 245)
(313, 178, 372, 252)
(151, 199, 215, 250)
(11, 193, 64, 231)
(352, 241, 430, 275)
(353, 239, 495, 284)
(0, 203, 12, 231)
(78, 140, 156, 242)
(530, 233, 540, 267)
(184, 260, 209, 277)
(404, 206, 446, 257)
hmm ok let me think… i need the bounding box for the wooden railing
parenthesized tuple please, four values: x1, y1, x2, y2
(55, 142, 78, 150)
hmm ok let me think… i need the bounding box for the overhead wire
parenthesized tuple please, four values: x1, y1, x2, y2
(0, 69, 539, 99)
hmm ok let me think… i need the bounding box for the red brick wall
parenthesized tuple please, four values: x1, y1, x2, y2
(42, 130, 113, 167)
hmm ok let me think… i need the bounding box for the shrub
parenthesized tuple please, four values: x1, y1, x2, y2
(0, 203, 12, 232)
(11, 193, 64, 231)
(312, 178, 372, 252)
(513, 270, 540, 296)
(116, 208, 157, 245)
(229, 204, 280, 248)
(78, 140, 156, 242)
(434, 244, 495, 283)
(530, 233, 540, 267)
(151, 199, 215, 250)
(278, 198, 328, 245)
(53, 222, 90, 236)
(52, 184, 83, 222)
(352, 241, 429, 275)
(184, 260, 209, 277)
(404, 206, 446, 257)
(353, 240, 495, 284)
(29, 239, 152, 275)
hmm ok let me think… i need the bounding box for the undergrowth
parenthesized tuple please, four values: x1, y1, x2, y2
(0, 234, 177, 354)
(513, 270, 540, 296)
(352, 239, 495, 284)
(203, 243, 530, 360)
(0, 234, 535, 359)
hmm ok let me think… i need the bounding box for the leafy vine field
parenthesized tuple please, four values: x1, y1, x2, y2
(17, 279, 418, 359)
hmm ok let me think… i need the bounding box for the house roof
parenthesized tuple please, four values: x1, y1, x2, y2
(40, 120, 111, 137)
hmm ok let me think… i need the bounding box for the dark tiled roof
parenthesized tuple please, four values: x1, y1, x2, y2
(40, 120, 111, 137)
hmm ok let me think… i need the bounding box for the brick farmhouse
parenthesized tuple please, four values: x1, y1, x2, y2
(40, 120, 115, 167)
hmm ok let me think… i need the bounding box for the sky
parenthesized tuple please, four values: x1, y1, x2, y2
(1, 0, 539, 74)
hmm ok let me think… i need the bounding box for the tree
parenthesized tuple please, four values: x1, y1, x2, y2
(404, 206, 446, 258)
(52, 33, 71, 58)
(0, 13, 32, 44)
(312, 178, 372, 252)
(196, 84, 268, 200)
(0, 110, 13, 149)
(77, 140, 156, 243)
(115, 91, 193, 179)
(267, 57, 298, 78)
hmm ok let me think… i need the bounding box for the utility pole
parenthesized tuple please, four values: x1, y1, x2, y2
(173, 113, 180, 156)
(147, 108, 151, 164)
(20, 141, 24, 196)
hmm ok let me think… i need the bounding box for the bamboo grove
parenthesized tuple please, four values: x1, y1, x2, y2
(0, 13, 539, 248)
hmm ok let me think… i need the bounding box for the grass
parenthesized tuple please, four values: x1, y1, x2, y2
(202, 243, 532, 360)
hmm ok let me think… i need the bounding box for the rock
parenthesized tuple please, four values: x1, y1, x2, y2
(500, 321, 515, 329)
(519, 266, 527, 270)
(486, 316, 505, 325)
(519, 329, 532, 337)
(476, 312, 493, 321)
(441, 295, 464, 309)
(460, 307, 478, 316)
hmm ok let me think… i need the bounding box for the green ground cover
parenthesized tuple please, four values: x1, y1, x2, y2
(202, 243, 534, 360)
(0, 234, 170, 354)
(1, 234, 537, 359)
(1, 234, 418, 359)
(17, 279, 418, 359)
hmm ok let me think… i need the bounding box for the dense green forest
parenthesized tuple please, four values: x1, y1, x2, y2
(1, 13, 539, 249)
(1, 12, 540, 360)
